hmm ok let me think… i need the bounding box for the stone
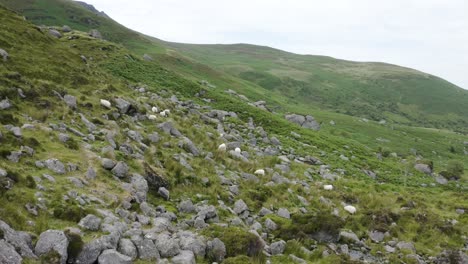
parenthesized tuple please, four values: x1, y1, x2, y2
(339, 231, 360, 244)
(177, 232, 206, 257)
(98, 249, 132, 264)
(179, 137, 200, 156)
(78, 214, 101, 231)
(277, 208, 291, 219)
(143, 54, 153, 61)
(86, 167, 96, 180)
(285, 114, 320, 130)
(133, 238, 159, 260)
(111, 162, 129, 178)
(62, 25, 72, 32)
(101, 158, 116, 170)
(234, 199, 249, 215)
(89, 29, 103, 39)
(79, 113, 97, 132)
(158, 122, 182, 137)
(158, 187, 170, 200)
(396, 241, 415, 252)
(206, 238, 226, 263)
(44, 159, 66, 174)
(10, 126, 22, 137)
(76, 234, 119, 264)
(0, 98, 11, 110)
(35, 230, 69, 264)
(0, 240, 22, 264)
(49, 29, 62, 38)
(289, 254, 307, 263)
(259, 207, 273, 216)
(155, 233, 180, 258)
(0, 48, 9, 61)
(172, 250, 196, 264)
(64, 94, 77, 109)
(0, 220, 36, 259)
(131, 174, 148, 203)
(270, 240, 287, 255)
(178, 199, 196, 214)
(265, 218, 278, 231)
(118, 239, 137, 260)
(414, 163, 432, 175)
(368, 230, 385, 243)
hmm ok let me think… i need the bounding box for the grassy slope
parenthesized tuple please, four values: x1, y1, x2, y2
(0, 5, 467, 263)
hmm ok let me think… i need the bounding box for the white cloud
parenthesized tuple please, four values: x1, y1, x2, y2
(86, 0, 468, 89)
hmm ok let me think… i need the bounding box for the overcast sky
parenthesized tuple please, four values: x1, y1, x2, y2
(85, 0, 468, 89)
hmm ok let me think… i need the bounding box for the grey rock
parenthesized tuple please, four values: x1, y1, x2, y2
(277, 208, 291, 219)
(396, 241, 415, 252)
(369, 230, 385, 243)
(86, 167, 96, 180)
(44, 159, 66, 174)
(68, 177, 84, 188)
(234, 199, 249, 215)
(133, 238, 159, 260)
(414, 163, 432, 175)
(339, 230, 360, 244)
(76, 234, 119, 264)
(285, 114, 320, 130)
(101, 158, 116, 170)
(179, 137, 200, 156)
(384, 245, 395, 253)
(0, 220, 36, 258)
(64, 94, 77, 109)
(35, 230, 69, 264)
(49, 29, 62, 38)
(265, 218, 278, 231)
(289, 254, 307, 263)
(435, 175, 448, 185)
(172, 250, 196, 264)
(78, 214, 102, 231)
(0, 240, 22, 264)
(142, 54, 153, 61)
(10, 126, 22, 137)
(89, 29, 103, 39)
(114, 98, 132, 114)
(155, 233, 180, 258)
(7, 151, 22, 163)
(118, 239, 137, 260)
(158, 122, 182, 137)
(0, 98, 11, 110)
(270, 240, 287, 255)
(111, 162, 129, 178)
(98, 249, 132, 264)
(0, 48, 9, 61)
(228, 150, 249, 162)
(79, 113, 97, 132)
(58, 133, 70, 143)
(206, 238, 226, 263)
(178, 200, 196, 214)
(156, 187, 169, 200)
(148, 132, 160, 143)
(62, 25, 72, 32)
(259, 207, 273, 216)
(131, 174, 148, 203)
(177, 232, 206, 257)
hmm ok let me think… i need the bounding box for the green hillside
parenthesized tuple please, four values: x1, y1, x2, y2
(0, 3, 467, 263)
(2, 0, 468, 134)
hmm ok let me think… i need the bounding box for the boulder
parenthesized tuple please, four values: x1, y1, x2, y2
(101, 158, 116, 170)
(158, 122, 182, 137)
(62, 25, 72, 32)
(114, 98, 132, 114)
(179, 137, 200, 156)
(64, 94, 77, 109)
(35, 230, 69, 264)
(265, 218, 278, 231)
(178, 200, 196, 214)
(0, 98, 11, 110)
(98, 249, 132, 264)
(49, 29, 62, 38)
(75, 234, 119, 264)
(0, 240, 22, 264)
(133, 238, 159, 260)
(10, 126, 22, 137)
(285, 114, 320, 130)
(158, 187, 170, 200)
(234, 199, 249, 215)
(368, 230, 385, 243)
(172, 250, 196, 264)
(111, 162, 129, 178)
(89, 29, 103, 39)
(0, 221, 36, 258)
(117, 239, 137, 260)
(270, 240, 286, 255)
(277, 208, 291, 219)
(155, 233, 180, 258)
(78, 214, 102, 231)
(44, 159, 66, 174)
(414, 163, 432, 175)
(206, 238, 226, 263)
(142, 54, 153, 61)
(0, 48, 8, 61)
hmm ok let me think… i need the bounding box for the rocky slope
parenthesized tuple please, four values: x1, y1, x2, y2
(0, 4, 467, 264)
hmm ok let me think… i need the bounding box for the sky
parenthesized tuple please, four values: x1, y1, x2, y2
(85, 0, 468, 89)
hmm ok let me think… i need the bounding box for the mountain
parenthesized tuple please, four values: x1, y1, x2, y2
(1, 0, 468, 133)
(0, 2, 467, 264)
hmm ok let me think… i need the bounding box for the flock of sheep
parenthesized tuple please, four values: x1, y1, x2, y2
(99, 98, 357, 215)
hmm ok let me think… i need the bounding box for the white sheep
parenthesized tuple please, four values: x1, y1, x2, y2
(151, 106, 158, 113)
(323, 185, 333, 190)
(254, 169, 265, 176)
(234, 147, 241, 154)
(218, 143, 227, 152)
(163, 109, 171, 115)
(160, 111, 167, 117)
(148, 115, 157, 120)
(100, 99, 111, 109)
(344, 205, 356, 214)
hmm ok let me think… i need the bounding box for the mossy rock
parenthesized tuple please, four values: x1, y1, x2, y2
(203, 226, 264, 257)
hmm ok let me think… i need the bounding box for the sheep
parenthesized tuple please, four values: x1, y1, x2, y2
(160, 111, 167, 117)
(323, 185, 333, 190)
(164, 109, 171, 115)
(234, 147, 241, 154)
(344, 205, 357, 214)
(218, 143, 227, 152)
(151, 106, 158, 113)
(100, 99, 111, 109)
(148, 115, 157, 120)
(254, 169, 265, 176)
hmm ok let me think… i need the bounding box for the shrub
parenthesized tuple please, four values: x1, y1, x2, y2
(25, 175, 36, 189)
(446, 160, 464, 179)
(53, 205, 95, 222)
(277, 213, 344, 243)
(64, 137, 79, 150)
(203, 226, 264, 258)
(65, 230, 84, 262)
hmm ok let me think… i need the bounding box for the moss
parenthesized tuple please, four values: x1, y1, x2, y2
(53, 205, 95, 222)
(25, 175, 36, 189)
(277, 213, 344, 243)
(223, 255, 252, 264)
(203, 226, 264, 258)
(65, 230, 84, 262)
(64, 137, 79, 150)
(39, 250, 61, 264)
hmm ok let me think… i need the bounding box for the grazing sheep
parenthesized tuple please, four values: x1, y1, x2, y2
(323, 185, 333, 190)
(163, 109, 171, 115)
(148, 115, 157, 120)
(218, 143, 227, 152)
(344, 205, 356, 214)
(160, 111, 167, 117)
(254, 169, 265, 176)
(100, 99, 111, 109)
(151, 106, 158, 113)
(234, 147, 241, 154)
